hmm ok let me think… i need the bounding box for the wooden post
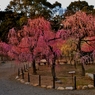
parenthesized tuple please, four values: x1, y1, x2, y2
(68, 71, 75, 82)
(28, 72, 30, 82)
(21, 68, 24, 79)
(53, 76, 55, 89)
(74, 76, 76, 90)
(93, 74, 95, 87)
(39, 75, 41, 86)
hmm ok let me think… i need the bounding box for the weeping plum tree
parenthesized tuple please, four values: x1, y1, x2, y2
(8, 17, 64, 75)
(0, 41, 11, 61)
(8, 17, 51, 74)
(61, 11, 95, 76)
(45, 35, 64, 78)
(61, 38, 77, 65)
(8, 28, 21, 61)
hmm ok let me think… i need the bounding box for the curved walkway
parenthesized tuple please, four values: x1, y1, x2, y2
(0, 61, 95, 95)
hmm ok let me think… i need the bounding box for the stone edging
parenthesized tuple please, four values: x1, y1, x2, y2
(15, 76, 94, 90)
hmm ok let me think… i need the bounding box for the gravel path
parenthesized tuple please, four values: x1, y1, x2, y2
(0, 61, 95, 95)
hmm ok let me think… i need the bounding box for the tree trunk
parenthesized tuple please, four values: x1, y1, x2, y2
(69, 56, 73, 65)
(74, 60, 77, 69)
(81, 63, 85, 76)
(1, 55, 3, 61)
(47, 58, 50, 66)
(51, 62, 56, 77)
(51, 60, 56, 89)
(32, 60, 37, 74)
(77, 38, 85, 76)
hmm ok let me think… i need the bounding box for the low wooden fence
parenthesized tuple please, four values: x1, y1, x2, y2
(17, 67, 94, 90)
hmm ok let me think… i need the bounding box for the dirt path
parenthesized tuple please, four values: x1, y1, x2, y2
(0, 61, 95, 95)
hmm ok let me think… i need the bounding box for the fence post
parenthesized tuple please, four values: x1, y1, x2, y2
(74, 76, 76, 90)
(39, 75, 41, 86)
(93, 74, 95, 87)
(28, 72, 30, 82)
(53, 76, 55, 89)
(21, 68, 24, 79)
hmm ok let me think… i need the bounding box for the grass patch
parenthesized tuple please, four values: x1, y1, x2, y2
(86, 68, 95, 73)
